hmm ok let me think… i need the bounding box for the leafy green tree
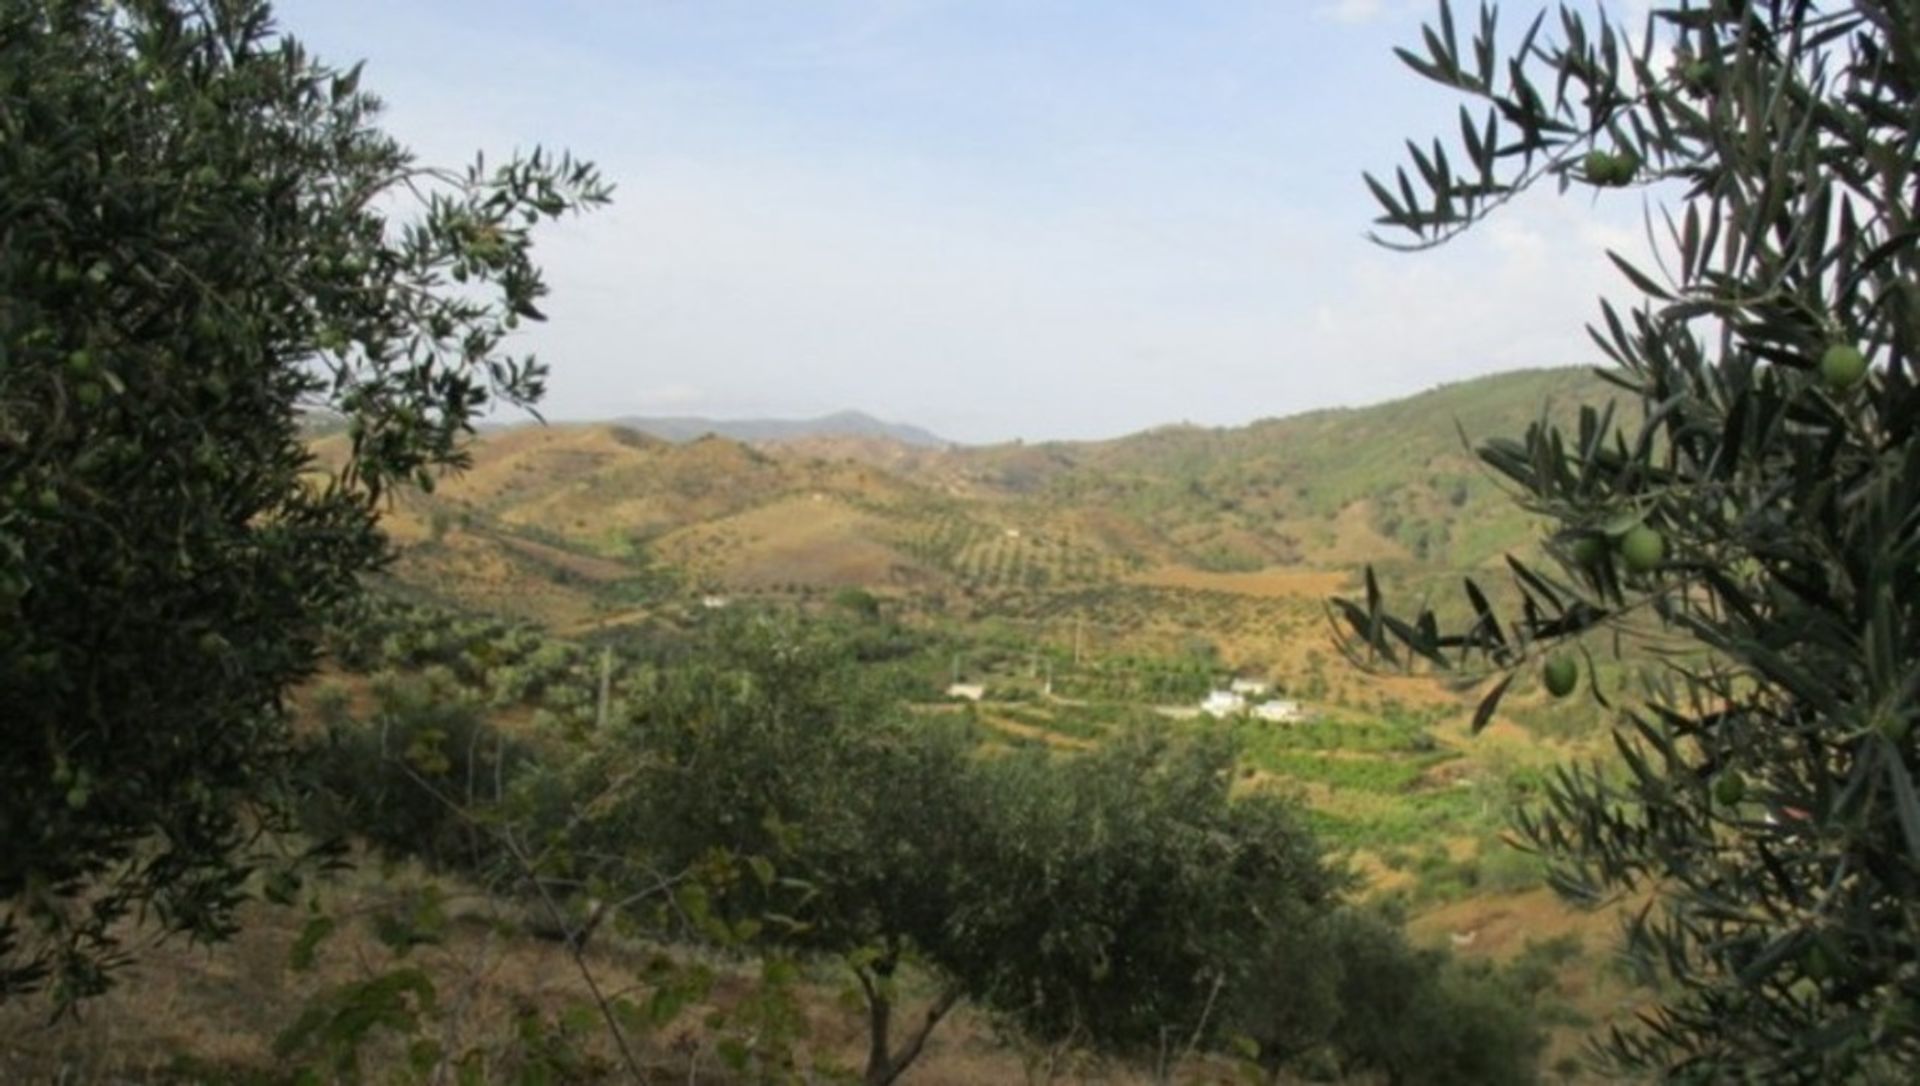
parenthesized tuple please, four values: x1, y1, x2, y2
(1340, 0, 1920, 1076)
(948, 727, 1341, 1073)
(577, 615, 979, 1086)
(0, 0, 607, 1001)
(1223, 915, 1345, 1081)
(1315, 909, 1542, 1086)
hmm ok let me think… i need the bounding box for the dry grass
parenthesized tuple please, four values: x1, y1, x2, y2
(654, 496, 937, 591)
(0, 863, 1232, 1085)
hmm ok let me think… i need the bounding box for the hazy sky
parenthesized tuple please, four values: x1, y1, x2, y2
(278, 0, 1658, 443)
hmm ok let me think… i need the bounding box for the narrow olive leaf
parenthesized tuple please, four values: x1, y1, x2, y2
(1364, 172, 1406, 223)
(1885, 744, 1920, 866)
(1506, 555, 1565, 611)
(1608, 250, 1673, 300)
(1840, 227, 1920, 296)
(1464, 577, 1507, 649)
(1333, 597, 1397, 666)
(1395, 167, 1421, 228)
(1423, 25, 1457, 81)
(1713, 391, 1748, 480)
(1460, 105, 1486, 165)
(1473, 2, 1497, 87)
(1381, 612, 1449, 668)
(1394, 45, 1446, 84)
(1832, 745, 1881, 823)
(1515, 7, 1547, 67)
(1580, 643, 1612, 710)
(1472, 671, 1516, 735)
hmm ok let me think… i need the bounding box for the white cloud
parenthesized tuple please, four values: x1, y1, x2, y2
(1319, 0, 1385, 23)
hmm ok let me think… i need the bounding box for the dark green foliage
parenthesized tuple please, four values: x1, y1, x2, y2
(831, 585, 883, 620)
(1320, 909, 1544, 1086)
(950, 730, 1340, 1060)
(300, 669, 532, 872)
(0, 0, 606, 1001)
(1344, 1, 1920, 1077)
(1229, 907, 1547, 1084)
(566, 615, 979, 1084)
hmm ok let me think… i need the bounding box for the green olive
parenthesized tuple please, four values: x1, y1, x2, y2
(1819, 344, 1868, 390)
(1619, 526, 1666, 572)
(1543, 654, 1579, 698)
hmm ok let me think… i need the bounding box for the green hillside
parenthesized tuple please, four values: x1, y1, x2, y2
(937, 367, 1617, 572)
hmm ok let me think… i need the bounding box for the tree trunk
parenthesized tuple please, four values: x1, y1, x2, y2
(864, 975, 894, 1086)
(857, 964, 962, 1086)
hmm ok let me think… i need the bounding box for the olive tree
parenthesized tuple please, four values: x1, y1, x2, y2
(1339, 1, 1920, 1077)
(593, 615, 1346, 1085)
(570, 615, 980, 1086)
(948, 728, 1340, 1075)
(0, 0, 607, 1001)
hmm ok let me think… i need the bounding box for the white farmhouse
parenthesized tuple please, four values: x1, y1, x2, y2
(1228, 677, 1272, 697)
(945, 682, 987, 702)
(1200, 690, 1246, 718)
(1251, 698, 1307, 724)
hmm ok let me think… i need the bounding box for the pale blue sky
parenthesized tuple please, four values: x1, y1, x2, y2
(278, 0, 1653, 442)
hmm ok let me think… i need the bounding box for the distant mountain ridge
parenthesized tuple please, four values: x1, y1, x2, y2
(607, 410, 949, 448)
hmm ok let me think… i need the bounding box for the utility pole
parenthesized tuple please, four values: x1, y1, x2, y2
(596, 646, 613, 729)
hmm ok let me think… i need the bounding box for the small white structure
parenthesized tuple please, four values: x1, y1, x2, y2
(1251, 698, 1307, 724)
(945, 682, 987, 702)
(1229, 678, 1273, 697)
(700, 595, 731, 610)
(1200, 690, 1246, 718)
(1003, 527, 1022, 539)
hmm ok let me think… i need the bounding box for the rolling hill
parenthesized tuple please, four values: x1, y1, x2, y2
(344, 366, 1618, 644)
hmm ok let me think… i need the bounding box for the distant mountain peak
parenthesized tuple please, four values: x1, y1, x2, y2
(606, 410, 949, 448)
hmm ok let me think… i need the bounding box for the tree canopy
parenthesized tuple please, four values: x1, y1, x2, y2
(1344, 1, 1920, 1077)
(0, 0, 607, 1001)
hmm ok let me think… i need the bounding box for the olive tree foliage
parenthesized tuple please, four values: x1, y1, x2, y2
(572, 615, 981, 1086)
(0, 0, 607, 1002)
(1302, 908, 1542, 1086)
(1337, 0, 1920, 1078)
(949, 729, 1341, 1073)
